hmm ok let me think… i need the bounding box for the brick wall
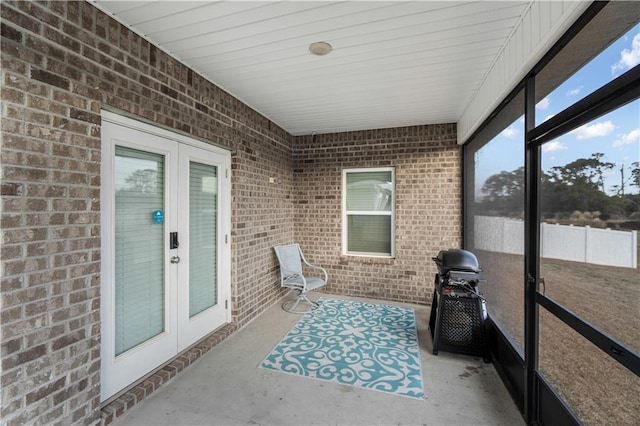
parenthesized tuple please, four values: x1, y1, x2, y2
(1, 1, 462, 424)
(1, 1, 293, 424)
(293, 125, 462, 305)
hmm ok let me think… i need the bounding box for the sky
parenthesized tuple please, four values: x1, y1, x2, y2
(475, 22, 640, 198)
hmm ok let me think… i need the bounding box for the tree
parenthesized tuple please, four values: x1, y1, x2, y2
(479, 153, 631, 219)
(610, 162, 640, 196)
(480, 167, 524, 214)
(544, 153, 614, 213)
(481, 167, 524, 200)
(632, 161, 640, 189)
(124, 169, 159, 193)
(547, 153, 614, 193)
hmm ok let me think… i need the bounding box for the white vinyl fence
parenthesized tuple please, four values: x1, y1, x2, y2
(474, 216, 638, 269)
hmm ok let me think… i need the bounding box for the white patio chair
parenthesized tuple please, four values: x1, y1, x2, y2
(273, 243, 328, 313)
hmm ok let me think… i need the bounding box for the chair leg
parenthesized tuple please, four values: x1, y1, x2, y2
(282, 291, 319, 314)
(282, 297, 302, 313)
(300, 294, 319, 309)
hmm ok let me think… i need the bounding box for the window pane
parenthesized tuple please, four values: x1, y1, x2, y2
(189, 162, 218, 317)
(539, 100, 640, 353)
(347, 215, 391, 255)
(464, 89, 525, 354)
(535, 3, 640, 125)
(539, 308, 640, 425)
(346, 171, 393, 211)
(114, 146, 165, 356)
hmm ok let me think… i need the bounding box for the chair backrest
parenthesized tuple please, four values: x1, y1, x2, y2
(273, 244, 303, 279)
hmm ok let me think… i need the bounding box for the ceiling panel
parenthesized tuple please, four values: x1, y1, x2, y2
(113, 1, 211, 23)
(132, 2, 262, 33)
(199, 27, 510, 79)
(91, 0, 536, 135)
(188, 15, 516, 71)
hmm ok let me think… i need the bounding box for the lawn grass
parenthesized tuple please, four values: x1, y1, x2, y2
(476, 249, 639, 426)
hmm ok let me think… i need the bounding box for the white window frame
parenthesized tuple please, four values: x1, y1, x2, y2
(342, 167, 395, 258)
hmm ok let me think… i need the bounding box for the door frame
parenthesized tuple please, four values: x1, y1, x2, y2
(100, 110, 232, 402)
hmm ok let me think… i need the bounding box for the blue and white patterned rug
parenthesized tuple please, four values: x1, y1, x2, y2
(260, 298, 424, 399)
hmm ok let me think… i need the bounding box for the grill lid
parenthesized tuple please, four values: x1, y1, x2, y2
(433, 249, 481, 274)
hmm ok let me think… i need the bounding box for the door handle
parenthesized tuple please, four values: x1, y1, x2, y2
(170, 256, 181, 264)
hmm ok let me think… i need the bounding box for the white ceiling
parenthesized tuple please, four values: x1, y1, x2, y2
(91, 1, 575, 137)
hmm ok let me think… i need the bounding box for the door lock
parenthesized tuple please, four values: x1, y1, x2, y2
(170, 256, 181, 264)
(170, 232, 179, 249)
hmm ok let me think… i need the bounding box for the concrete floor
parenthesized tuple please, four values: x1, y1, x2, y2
(114, 295, 524, 425)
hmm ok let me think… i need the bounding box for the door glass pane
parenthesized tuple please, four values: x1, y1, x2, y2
(114, 146, 165, 356)
(347, 215, 391, 254)
(539, 308, 640, 425)
(539, 101, 640, 354)
(189, 162, 218, 317)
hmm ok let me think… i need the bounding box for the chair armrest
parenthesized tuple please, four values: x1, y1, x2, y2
(307, 264, 328, 282)
(298, 248, 328, 283)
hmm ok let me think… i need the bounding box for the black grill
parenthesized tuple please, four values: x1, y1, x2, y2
(440, 292, 484, 347)
(429, 249, 489, 362)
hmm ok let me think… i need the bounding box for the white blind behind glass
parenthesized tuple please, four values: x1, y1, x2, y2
(345, 170, 393, 255)
(189, 162, 218, 317)
(347, 215, 392, 254)
(346, 171, 392, 211)
(114, 146, 165, 356)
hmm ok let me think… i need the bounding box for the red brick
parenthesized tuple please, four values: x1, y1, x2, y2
(30, 68, 70, 91)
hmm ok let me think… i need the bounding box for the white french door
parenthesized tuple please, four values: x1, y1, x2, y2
(100, 112, 231, 401)
(176, 144, 228, 349)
